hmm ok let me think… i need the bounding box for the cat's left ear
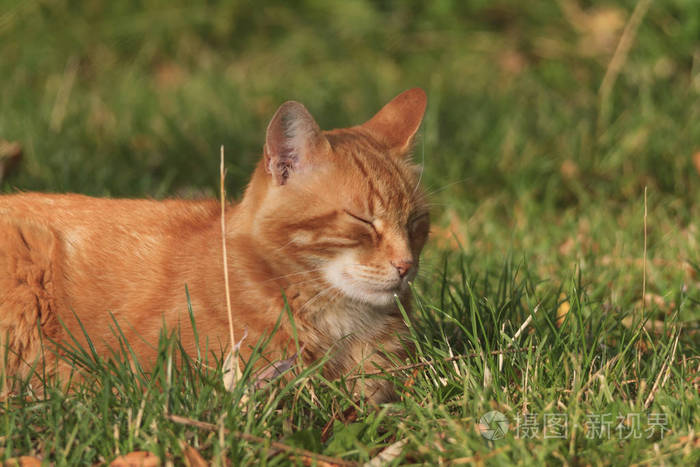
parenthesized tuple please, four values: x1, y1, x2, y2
(264, 101, 330, 186)
(360, 88, 427, 157)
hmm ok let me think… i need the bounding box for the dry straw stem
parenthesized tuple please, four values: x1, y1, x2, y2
(598, 0, 653, 130)
(642, 186, 647, 317)
(167, 414, 357, 466)
(575, 353, 622, 403)
(346, 346, 536, 380)
(220, 146, 242, 383)
(644, 328, 681, 409)
(500, 303, 538, 372)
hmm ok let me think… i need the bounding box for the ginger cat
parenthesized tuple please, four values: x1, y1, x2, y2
(0, 88, 429, 402)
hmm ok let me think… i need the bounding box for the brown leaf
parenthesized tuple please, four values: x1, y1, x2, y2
(0, 140, 22, 182)
(181, 443, 208, 467)
(3, 456, 42, 467)
(363, 438, 408, 467)
(109, 451, 160, 467)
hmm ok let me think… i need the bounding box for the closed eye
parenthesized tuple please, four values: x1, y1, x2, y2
(344, 210, 376, 230)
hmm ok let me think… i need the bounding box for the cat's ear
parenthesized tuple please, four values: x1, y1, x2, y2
(264, 101, 330, 185)
(361, 88, 427, 156)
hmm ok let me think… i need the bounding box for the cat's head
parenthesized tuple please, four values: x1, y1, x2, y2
(249, 89, 429, 307)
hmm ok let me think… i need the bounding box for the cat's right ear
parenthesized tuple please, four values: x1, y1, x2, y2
(264, 101, 330, 186)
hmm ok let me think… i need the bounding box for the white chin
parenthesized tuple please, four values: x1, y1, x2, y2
(323, 262, 404, 307)
(338, 285, 400, 307)
(363, 290, 399, 306)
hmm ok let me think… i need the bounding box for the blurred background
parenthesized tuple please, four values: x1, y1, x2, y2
(1, 0, 698, 311)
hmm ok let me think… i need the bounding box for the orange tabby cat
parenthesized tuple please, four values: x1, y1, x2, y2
(0, 88, 429, 402)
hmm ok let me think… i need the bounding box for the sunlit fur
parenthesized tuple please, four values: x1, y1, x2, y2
(0, 89, 429, 402)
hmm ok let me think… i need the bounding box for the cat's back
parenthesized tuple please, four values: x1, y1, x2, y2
(0, 192, 220, 232)
(0, 192, 223, 331)
(0, 192, 222, 292)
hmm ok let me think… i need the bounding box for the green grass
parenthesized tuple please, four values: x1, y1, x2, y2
(1, 0, 699, 465)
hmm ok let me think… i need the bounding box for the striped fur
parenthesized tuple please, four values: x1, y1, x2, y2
(0, 88, 428, 402)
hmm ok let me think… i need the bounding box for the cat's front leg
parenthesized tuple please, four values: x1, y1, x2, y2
(348, 326, 412, 405)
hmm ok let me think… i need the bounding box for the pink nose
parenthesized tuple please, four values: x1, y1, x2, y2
(391, 259, 413, 278)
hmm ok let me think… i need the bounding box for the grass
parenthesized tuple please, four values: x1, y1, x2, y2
(1, 0, 699, 464)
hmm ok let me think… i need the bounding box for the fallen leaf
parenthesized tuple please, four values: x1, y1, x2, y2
(3, 456, 42, 467)
(109, 451, 160, 467)
(363, 439, 408, 467)
(181, 442, 208, 467)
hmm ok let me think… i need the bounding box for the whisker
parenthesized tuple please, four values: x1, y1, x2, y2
(271, 238, 298, 252)
(410, 124, 427, 197)
(285, 276, 328, 288)
(296, 284, 338, 315)
(262, 267, 327, 283)
(422, 177, 473, 197)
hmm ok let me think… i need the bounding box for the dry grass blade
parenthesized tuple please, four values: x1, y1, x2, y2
(220, 145, 242, 387)
(167, 414, 357, 466)
(501, 304, 537, 371)
(644, 328, 681, 409)
(642, 186, 648, 317)
(598, 0, 653, 129)
(346, 346, 535, 380)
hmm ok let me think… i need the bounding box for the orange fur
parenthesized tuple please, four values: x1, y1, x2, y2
(0, 89, 429, 402)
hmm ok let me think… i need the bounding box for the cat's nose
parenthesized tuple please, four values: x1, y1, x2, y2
(391, 259, 413, 278)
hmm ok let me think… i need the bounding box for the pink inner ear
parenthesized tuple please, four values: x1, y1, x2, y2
(361, 88, 427, 153)
(264, 101, 328, 185)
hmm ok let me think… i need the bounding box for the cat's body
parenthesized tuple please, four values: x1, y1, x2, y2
(0, 89, 429, 402)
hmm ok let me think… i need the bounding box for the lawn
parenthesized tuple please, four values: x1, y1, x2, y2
(1, 0, 698, 465)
